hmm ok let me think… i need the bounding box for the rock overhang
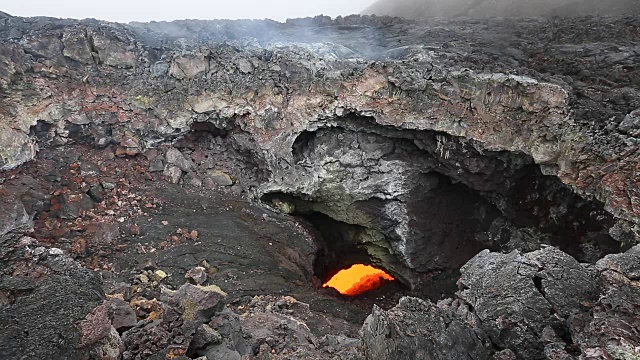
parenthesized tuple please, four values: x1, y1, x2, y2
(2, 14, 638, 269)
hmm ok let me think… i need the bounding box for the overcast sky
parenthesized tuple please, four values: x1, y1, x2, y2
(2, 0, 376, 22)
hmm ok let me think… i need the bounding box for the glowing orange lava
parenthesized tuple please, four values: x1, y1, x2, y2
(322, 264, 395, 296)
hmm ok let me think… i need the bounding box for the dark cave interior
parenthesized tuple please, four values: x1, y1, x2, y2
(263, 115, 621, 299)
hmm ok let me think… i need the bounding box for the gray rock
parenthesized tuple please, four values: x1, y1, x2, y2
(8, 28, 23, 39)
(207, 309, 253, 358)
(596, 244, 640, 279)
(192, 324, 223, 349)
(190, 175, 203, 188)
(164, 165, 183, 184)
(185, 266, 208, 285)
(107, 298, 138, 331)
(206, 170, 233, 186)
(491, 349, 517, 360)
(526, 246, 599, 317)
(88, 326, 124, 360)
(618, 109, 640, 134)
(0, 235, 105, 360)
(149, 158, 165, 172)
(456, 249, 556, 359)
(62, 30, 95, 64)
(57, 193, 95, 220)
(361, 297, 493, 360)
(166, 148, 194, 172)
(0, 197, 31, 236)
(144, 148, 160, 161)
(202, 345, 241, 360)
(170, 54, 209, 79)
(456, 246, 630, 359)
(120, 318, 172, 359)
(237, 58, 253, 74)
(90, 31, 136, 68)
(238, 304, 318, 354)
(172, 284, 227, 325)
(0, 127, 36, 171)
(567, 245, 640, 358)
(101, 179, 117, 190)
(152, 61, 170, 77)
(543, 342, 573, 360)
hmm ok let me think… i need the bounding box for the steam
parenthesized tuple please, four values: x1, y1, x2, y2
(362, 0, 640, 18)
(2, 0, 376, 24)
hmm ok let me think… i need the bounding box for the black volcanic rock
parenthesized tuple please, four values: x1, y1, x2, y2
(361, 245, 640, 359)
(361, 296, 493, 359)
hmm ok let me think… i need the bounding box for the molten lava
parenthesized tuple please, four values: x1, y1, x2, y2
(322, 264, 395, 296)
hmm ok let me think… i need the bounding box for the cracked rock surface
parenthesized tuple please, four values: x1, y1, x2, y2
(361, 245, 640, 360)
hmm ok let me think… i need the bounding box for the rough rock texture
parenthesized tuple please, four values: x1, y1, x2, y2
(361, 296, 492, 359)
(361, 245, 640, 359)
(572, 246, 640, 358)
(2, 12, 639, 287)
(0, 143, 367, 359)
(456, 247, 597, 359)
(0, 184, 107, 358)
(1, 10, 640, 360)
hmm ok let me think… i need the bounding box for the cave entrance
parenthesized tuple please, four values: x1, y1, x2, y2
(261, 114, 623, 300)
(263, 194, 413, 301)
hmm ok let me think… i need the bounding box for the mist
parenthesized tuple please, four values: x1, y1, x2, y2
(363, 0, 640, 17)
(4, 0, 638, 23)
(2, 0, 375, 22)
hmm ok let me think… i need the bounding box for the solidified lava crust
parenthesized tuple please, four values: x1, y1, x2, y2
(0, 10, 640, 360)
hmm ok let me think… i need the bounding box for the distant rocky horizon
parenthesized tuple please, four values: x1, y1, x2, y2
(362, 0, 640, 18)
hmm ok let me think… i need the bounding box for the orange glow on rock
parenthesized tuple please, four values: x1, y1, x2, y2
(322, 264, 395, 296)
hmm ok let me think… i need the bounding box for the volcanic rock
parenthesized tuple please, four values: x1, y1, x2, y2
(192, 323, 223, 349)
(164, 165, 183, 184)
(0, 197, 31, 235)
(88, 327, 125, 360)
(206, 170, 233, 186)
(361, 297, 493, 359)
(570, 245, 640, 358)
(0, 9, 640, 360)
(56, 193, 95, 220)
(149, 158, 165, 172)
(1, 15, 639, 272)
(456, 247, 591, 359)
(166, 148, 195, 172)
(202, 308, 253, 359)
(107, 298, 138, 331)
(173, 283, 227, 324)
(0, 231, 105, 359)
(76, 302, 112, 349)
(185, 266, 208, 285)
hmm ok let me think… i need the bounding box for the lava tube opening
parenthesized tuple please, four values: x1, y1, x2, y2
(323, 264, 395, 296)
